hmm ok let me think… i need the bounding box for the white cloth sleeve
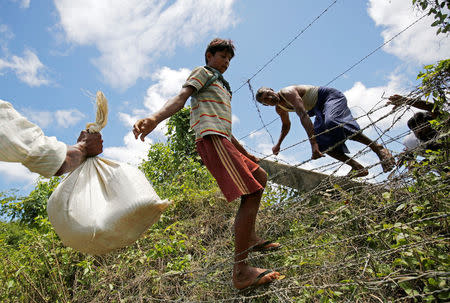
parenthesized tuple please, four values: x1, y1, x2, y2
(0, 100, 67, 178)
(402, 132, 421, 151)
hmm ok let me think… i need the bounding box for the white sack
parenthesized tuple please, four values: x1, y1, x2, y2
(47, 157, 170, 255)
(47, 91, 170, 255)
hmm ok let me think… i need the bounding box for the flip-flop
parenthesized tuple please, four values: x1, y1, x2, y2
(250, 240, 281, 252)
(252, 269, 274, 286)
(238, 269, 284, 290)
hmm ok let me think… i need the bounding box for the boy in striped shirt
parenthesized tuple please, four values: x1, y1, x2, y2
(133, 38, 280, 289)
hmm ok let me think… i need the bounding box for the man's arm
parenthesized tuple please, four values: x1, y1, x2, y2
(133, 86, 194, 141)
(282, 89, 324, 159)
(0, 101, 103, 177)
(272, 106, 291, 155)
(54, 131, 103, 176)
(388, 94, 437, 117)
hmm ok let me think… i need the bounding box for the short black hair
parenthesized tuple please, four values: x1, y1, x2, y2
(204, 38, 235, 64)
(407, 111, 434, 130)
(407, 111, 438, 142)
(255, 87, 272, 103)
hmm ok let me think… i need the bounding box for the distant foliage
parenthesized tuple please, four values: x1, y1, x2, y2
(139, 142, 215, 199)
(165, 106, 198, 163)
(413, 0, 450, 34)
(0, 177, 60, 228)
(417, 58, 450, 111)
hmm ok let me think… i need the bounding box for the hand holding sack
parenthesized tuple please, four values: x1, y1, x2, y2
(47, 92, 170, 255)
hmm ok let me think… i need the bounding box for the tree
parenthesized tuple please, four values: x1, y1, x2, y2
(0, 177, 60, 228)
(413, 0, 450, 35)
(165, 106, 198, 163)
(416, 58, 449, 111)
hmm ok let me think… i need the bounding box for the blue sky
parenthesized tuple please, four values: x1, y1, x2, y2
(1, 0, 449, 194)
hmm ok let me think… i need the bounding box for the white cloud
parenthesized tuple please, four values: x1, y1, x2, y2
(10, 0, 30, 9)
(0, 162, 37, 183)
(344, 72, 406, 132)
(21, 109, 53, 128)
(55, 109, 86, 128)
(102, 132, 152, 166)
(249, 130, 265, 139)
(0, 49, 50, 86)
(21, 0, 30, 8)
(118, 112, 138, 128)
(232, 114, 239, 124)
(112, 66, 194, 164)
(117, 66, 191, 137)
(19, 108, 85, 129)
(0, 24, 14, 52)
(144, 67, 191, 113)
(53, 0, 237, 89)
(368, 0, 450, 64)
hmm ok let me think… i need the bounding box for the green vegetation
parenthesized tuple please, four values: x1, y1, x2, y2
(413, 0, 450, 35)
(0, 62, 448, 302)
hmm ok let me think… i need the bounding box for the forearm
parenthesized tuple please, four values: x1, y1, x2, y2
(396, 96, 436, 113)
(54, 142, 87, 176)
(276, 125, 290, 147)
(409, 99, 435, 113)
(152, 95, 187, 124)
(298, 113, 318, 148)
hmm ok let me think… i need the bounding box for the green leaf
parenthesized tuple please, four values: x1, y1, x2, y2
(7, 280, 14, 288)
(396, 203, 406, 211)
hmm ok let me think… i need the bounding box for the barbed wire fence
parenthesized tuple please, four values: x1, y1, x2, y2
(3, 2, 448, 302)
(99, 9, 450, 303)
(86, 5, 448, 303)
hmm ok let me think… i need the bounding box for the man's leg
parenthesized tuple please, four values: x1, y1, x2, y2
(232, 167, 280, 289)
(350, 132, 395, 172)
(327, 148, 369, 177)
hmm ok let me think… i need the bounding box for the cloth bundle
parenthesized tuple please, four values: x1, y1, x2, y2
(47, 92, 170, 254)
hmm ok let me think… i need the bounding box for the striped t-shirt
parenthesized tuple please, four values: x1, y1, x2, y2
(183, 66, 232, 141)
(0, 100, 67, 178)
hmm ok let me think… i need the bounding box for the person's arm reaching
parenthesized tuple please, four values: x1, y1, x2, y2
(388, 94, 437, 117)
(282, 90, 324, 159)
(133, 86, 194, 141)
(272, 106, 291, 155)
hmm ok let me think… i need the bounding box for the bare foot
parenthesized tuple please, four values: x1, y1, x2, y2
(377, 148, 395, 172)
(233, 266, 281, 290)
(347, 167, 369, 178)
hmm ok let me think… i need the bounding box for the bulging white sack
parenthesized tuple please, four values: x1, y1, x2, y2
(47, 157, 170, 255)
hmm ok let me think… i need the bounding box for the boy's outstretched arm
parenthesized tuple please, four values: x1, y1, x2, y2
(133, 86, 195, 141)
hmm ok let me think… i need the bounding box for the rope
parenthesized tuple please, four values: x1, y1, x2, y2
(85, 91, 108, 133)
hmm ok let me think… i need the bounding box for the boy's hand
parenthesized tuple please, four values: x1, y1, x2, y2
(387, 94, 408, 110)
(77, 130, 103, 157)
(133, 117, 157, 141)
